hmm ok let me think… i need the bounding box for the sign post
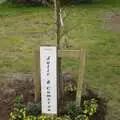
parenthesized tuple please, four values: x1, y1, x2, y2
(40, 46, 57, 114)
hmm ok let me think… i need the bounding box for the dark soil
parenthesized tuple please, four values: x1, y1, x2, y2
(0, 74, 107, 120)
(0, 75, 34, 120)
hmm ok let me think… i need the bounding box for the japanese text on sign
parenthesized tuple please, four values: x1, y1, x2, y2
(40, 46, 57, 114)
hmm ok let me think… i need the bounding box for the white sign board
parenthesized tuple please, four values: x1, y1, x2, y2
(40, 46, 57, 114)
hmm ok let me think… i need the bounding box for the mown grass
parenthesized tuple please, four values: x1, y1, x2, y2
(0, 1, 120, 120)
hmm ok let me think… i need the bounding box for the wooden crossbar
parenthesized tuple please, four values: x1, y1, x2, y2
(58, 50, 81, 59)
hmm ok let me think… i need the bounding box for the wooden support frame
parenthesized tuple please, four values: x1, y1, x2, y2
(58, 49, 86, 106)
(34, 48, 86, 107)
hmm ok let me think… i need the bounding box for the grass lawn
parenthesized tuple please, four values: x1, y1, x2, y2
(0, 1, 120, 120)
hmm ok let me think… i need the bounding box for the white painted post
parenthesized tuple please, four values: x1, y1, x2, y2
(40, 46, 57, 114)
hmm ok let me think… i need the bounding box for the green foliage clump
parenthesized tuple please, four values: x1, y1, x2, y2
(83, 99, 97, 116)
(66, 99, 98, 120)
(26, 102, 41, 116)
(64, 83, 76, 93)
(9, 96, 98, 120)
(9, 96, 26, 120)
(9, 96, 42, 120)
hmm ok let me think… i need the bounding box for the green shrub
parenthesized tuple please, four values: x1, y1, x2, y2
(66, 102, 82, 119)
(83, 99, 98, 116)
(64, 83, 76, 93)
(9, 96, 98, 120)
(26, 102, 41, 116)
(66, 99, 98, 120)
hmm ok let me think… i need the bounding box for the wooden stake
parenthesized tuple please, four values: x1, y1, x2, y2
(76, 49, 86, 106)
(34, 50, 41, 102)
